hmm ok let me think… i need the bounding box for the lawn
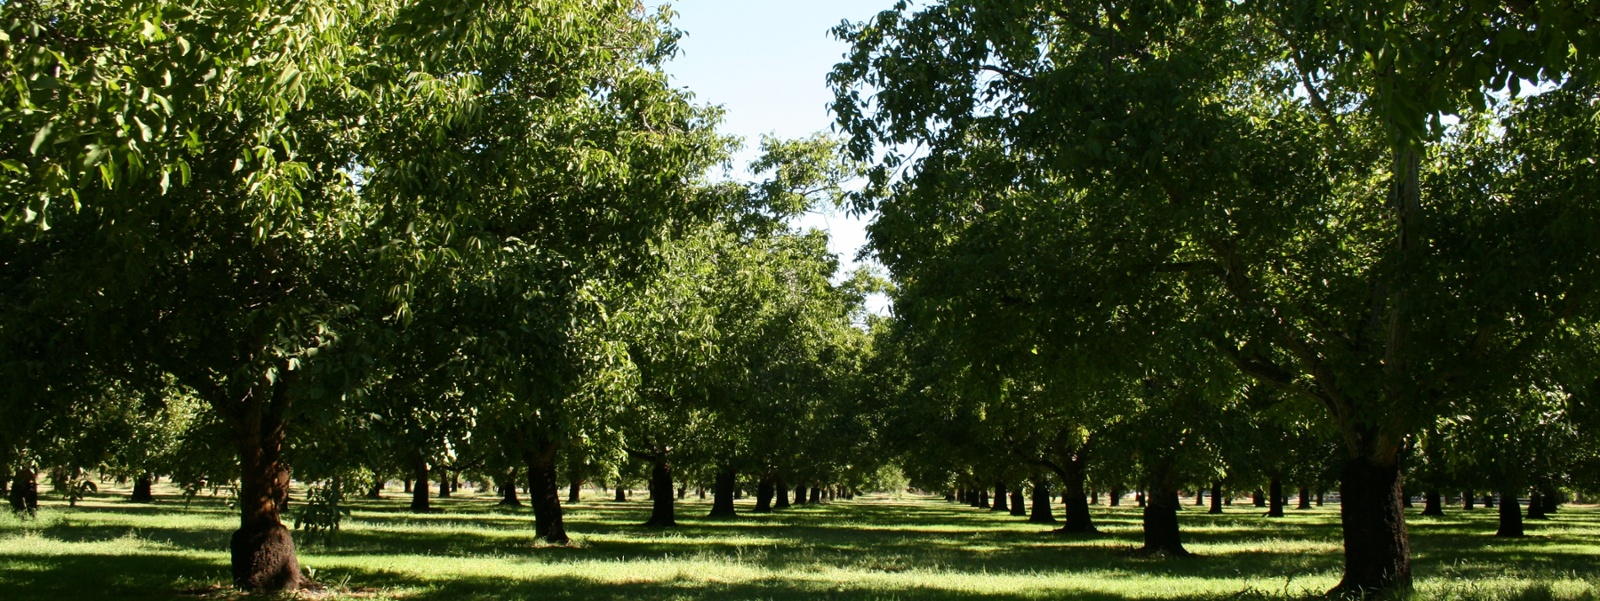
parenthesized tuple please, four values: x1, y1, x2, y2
(2, 484, 1596, 600)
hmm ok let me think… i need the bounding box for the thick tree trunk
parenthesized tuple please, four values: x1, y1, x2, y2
(1540, 488, 1559, 513)
(1316, 490, 1324, 506)
(1090, 489, 1098, 505)
(1029, 481, 1056, 523)
(1209, 482, 1223, 514)
(1496, 490, 1523, 536)
(1058, 461, 1097, 534)
(131, 472, 155, 503)
(708, 465, 737, 517)
(645, 457, 676, 527)
(1195, 488, 1205, 506)
(1140, 464, 1185, 555)
(1462, 492, 1474, 510)
(1136, 491, 1145, 507)
(1483, 494, 1495, 508)
(1526, 490, 1547, 520)
(1268, 477, 1285, 517)
(1298, 486, 1313, 510)
(614, 483, 628, 502)
(497, 469, 522, 507)
(7, 468, 38, 514)
(1010, 489, 1026, 516)
(402, 478, 411, 493)
(438, 471, 450, 499)
(410, 461, 431, 513)
(1109, 487, 1121, 507)
(810, 486, 822, 504)
(526, 444, 569, 544)
(1253, 489, 1265, 507)
(755, 475, 775, 513)
(1421, 490, 1443, 516)
(992, 482, 1008, 511)
(1329, 456, 1411, 596)
(775, 480, 791, 509)
(230, 405, 307, 591)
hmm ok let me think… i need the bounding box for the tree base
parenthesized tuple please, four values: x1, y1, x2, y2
(230, 523, 313, 592)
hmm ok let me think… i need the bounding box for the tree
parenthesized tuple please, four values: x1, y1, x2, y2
(831, 1, 1599, 594)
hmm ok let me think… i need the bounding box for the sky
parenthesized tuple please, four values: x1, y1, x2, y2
(662, 1, 894, 315)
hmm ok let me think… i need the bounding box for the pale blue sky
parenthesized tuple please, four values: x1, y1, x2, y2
(663, 1, 893, 314)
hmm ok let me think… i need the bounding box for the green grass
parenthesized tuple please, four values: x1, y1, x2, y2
(2, 484, 1596, 600)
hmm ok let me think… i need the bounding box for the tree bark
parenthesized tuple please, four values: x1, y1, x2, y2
(755, 475, 775, 513)
(1253, 489, 1265, 507)
(1329, 456, 1411, 596)
(1195, 488, 1205, 506)
(1483, 494, 1494, 508)
(229, 399, 307, 591)
(1057, 461, 1097, 534)
(1109, 487, 1121, 507)
(525, 443, 569, 544)
(366, 480, 383, 500)
(131, 472, 155, 503)
(1421, 489, 1443, 516)
(438, 470, 450, 499)
(810, 486, 822, 504)
(497, 469, 522, 507)
(992, 482, 1008, 511)
(1268, 477, 1285, 517)
(645, 456, 676, 527)
(1526, 490, 1547, 520)
(1136, 491, 1145, 507)
(1298, 486, 1313, 510)
(1540, 487, 1559, 513)
(1140, 464, 1186, 555)
(7, 468, 38, 514)
(775, 479, 791, 509)
(614, 483, 628, 502)
(410, 460, 431, 513)
(1496, 490, 1523, 536)
(567, 480, 581, 504)
(1029, 481, 1056, 523)
(708, 465, 737, 517)
(1209, 482, 1223, 514)
(1462, 491, 1474, 510)
(1010, 489, 1027, 516)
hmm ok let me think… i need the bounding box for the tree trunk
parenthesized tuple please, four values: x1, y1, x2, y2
(7, 468, 38, 514)
(1195, 488, 1205, 506)
(755, 475, 775, 513)
(775, 480, 791, 509)
(526, 443, 569, 544)
(1109, 487, 1121, 507)
(810, 486, 822, 504)
(1496, 489, 1523, 536)
(1298, 486, 1312, 510)
(1268, 477, 1285, 517)
(1483, 494, 1494, 508)
(1253, 489, 1265, 507)
(1209, 482, 1223, 514)
(1140, 464, 1185, 555)
(708, 465, 737, 517)
(403, 478, 411, 493)
(1010, 489, 1026, 516)
(1329, 456, 1411, 596)
(1316, 490, 1324, 506)
(1029, 481, 1056, 523)
(614, 483, 628, 502)
(1090, 489, 1098, 505)
(438, 470, 450, 499)
(131, 472, 155, 503)
(645, 456, 676, 527)
(567, 480, 581, 504)
(1136, 491, 1145, 507)
(1057, 461, 1097, 533)
(1462, 492, 1474, 510)
(1541, 488, 1559, 513)
(497, 469, 522, 507)
(1421, 489, 1443, 516)
(229, 404, 307, 591)
(1526, 490, 1547, 520)
(410, 460, 431, 513)
(992, 482, 1008, 511)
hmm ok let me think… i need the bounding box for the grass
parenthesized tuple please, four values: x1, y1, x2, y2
(2, 484, 1597, 600)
